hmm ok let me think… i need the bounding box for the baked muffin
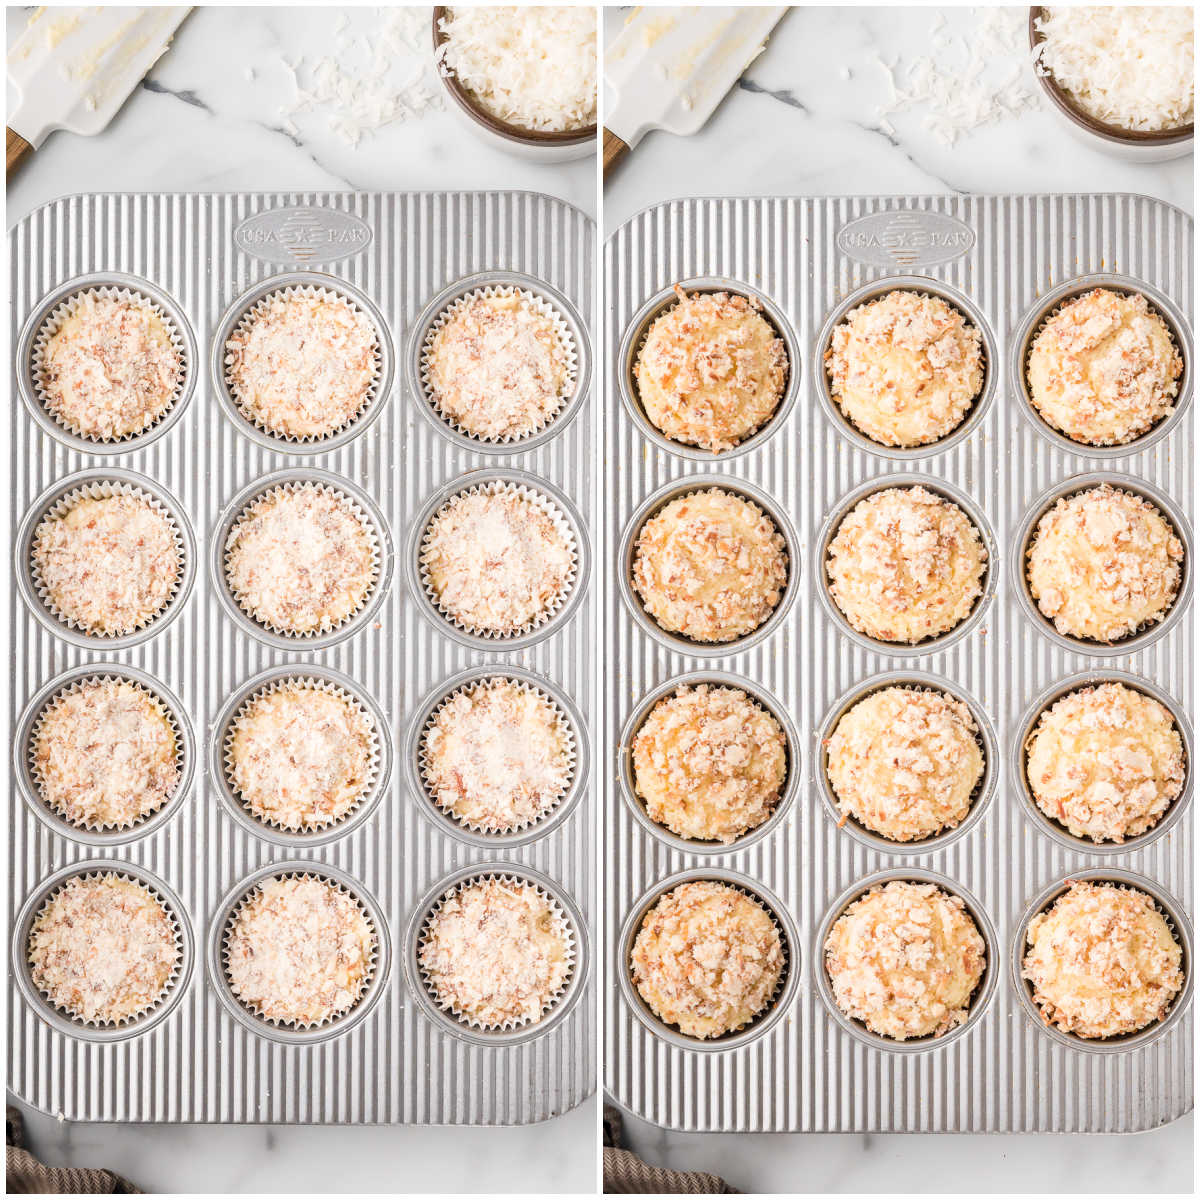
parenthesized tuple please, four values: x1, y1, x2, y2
(1026, 485, 1182, 643)
(1027, 289, 1181, 446)
(1025, 682, 1185, 844)
(826, 686, 983, 842)
(38, 292, 181, 441)
(826, 485, 986, 644)
(28, 873, 177, 1024)
(225, 290, 377, 440)
(32, 678, 180, 830)
(632, 488, 788, 643)
(425, 290, 571, 441)
(824, 880, 986, 1041)
(227, 683, 374, 831)
(32, 492, 180, 636)
(421, 487, 573, 636)
(631, 880, 783, 1039)
(827, 290, 983, 447)
(1022, 881, 1183, 1039)
(634, 285, 788, 452)
(418, 877, 572, 1028)
(632, 684, 787, 843)
(421, 678, 572, 833)
(224, 483, 376, 635)
(224, 875, 375, 1026)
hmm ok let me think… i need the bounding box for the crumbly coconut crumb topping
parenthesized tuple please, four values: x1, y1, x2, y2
(225, 876, 375, 1026)
(28, 873, 177, 1024)
(33, 679, 179, 830)
(419, 878, 571, 1028)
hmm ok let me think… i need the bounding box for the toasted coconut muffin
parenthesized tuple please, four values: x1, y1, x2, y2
(631, 880, 783, 1039)
(824, 880, 986, 1041)
(632, 684, 787, 843)
(632, 488, 787, 643)
(826, 686, 983, 842)
(827, 290, 983, 447)
(635, 285, 788, 452)
(1026, 485, 1182, 643)
(1022, 881, 1182, 1039)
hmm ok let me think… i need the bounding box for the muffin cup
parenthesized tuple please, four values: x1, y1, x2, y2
(208, 862, 390, 1045)
(408, 270, 590, 453)
(618, 868, 800, 1053)
(17, 468, 196, 650)
(1013, 472, 1192, 657)
(1013, 670, 1193, 855)
(618, 474, 800, 658)
(212, 468, 393, 651)
(618, 670, 800, 855)
(15, 664, 195, 847)
(1009, 273, 1192, 459)
(814, 670, 998, 855)
(405, 665, 588, 848)
(210, 665, 391, 848)
(211, 274, 394, 453)
(408, 468, 589, 651)
(813, 275, 998, 461)
(814, 473, 996, 657)
(404, 863, 589, 1047)
(814, 868, 999, 1054)
(1012, 869, 1194, 1054)
(17, 273, 197, 455)
(12, 861, 194, 1042)
(618, 277, 800, 461)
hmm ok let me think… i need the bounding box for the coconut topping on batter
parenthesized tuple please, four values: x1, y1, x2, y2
(1022, 881, 1182, 1039)
(634, 285, 788, 453)
(421, 487, 573, 635)
(419, 877, 572, 1028)
(225, 290, 378, 440)
(422, 678, 572, 833)
(225, 483, 375, 635)
(631, 880, 783, 1040)
(228, 684, 374, 831)
(632, 684, 787, 843)
(224, 876, 375, 1026)
(826, 485, 986, 644)
(425, 290, 571, 441)
(39, 292, 182, 441)
(33, 493, 180, 636)
(32, 679, 180, 831)
(28, 873, 178, 1025)
(826, 686, 984, 842)
(827, 290, 984, 448)
(1025, 682, 1185, 844)
(1026, 485, 1182, 643)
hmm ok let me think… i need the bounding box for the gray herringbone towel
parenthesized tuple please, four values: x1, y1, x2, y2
(6, 1107, 141, 1194)
(604, 1104, 739, 1194)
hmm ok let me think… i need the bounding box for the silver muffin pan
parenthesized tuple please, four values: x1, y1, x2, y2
(603, 194, 1193, 1133)
(8, 190, 595, 1124)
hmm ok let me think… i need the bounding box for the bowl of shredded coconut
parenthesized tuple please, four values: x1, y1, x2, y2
(1030, 6, 1194, 161)
(434, 6, 597, 161)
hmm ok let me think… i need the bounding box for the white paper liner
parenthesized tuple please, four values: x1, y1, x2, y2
(417, 872, 577, 1032)
(28, 673, 185, 833)
(221, 871, 379, 1030)
(417, 676, 577, 836)
(630, 878, 790, 1040)
(1023, 483, 1184, 646)
(26, 869, 183, 1028)
(223, 478, 382, 640)
(418, 479, 579, 640)
(29, 285, 188, 444)
(419, 284, 578, 444)
(29, 479, 187, 639)
(223, 675, 381, 834)
(223, 284, 383, 444)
